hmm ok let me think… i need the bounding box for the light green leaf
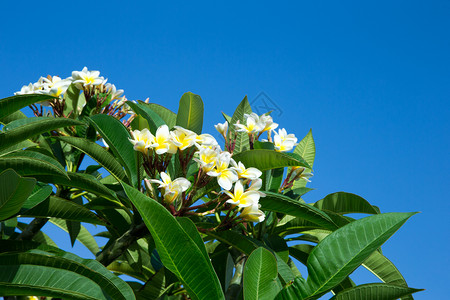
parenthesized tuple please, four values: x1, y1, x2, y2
(260, 191, 338, 231)
(233, 149, 312, 171)
(314, 192, 379, 215)
(330, 283, 423, 300)
(0, 169, 36, 221)
(0, 117, 83, 152)
(54, 136, 127, 181)
(304, 212, 417, 299)
(122, 182, 225, 300)
(229, 96, 252, 153)
(294, 129, 315, 168)
(89, 114, 138, 187)
(148, 103, 177, 129)
(0, 94, 55, 120)
(176, 92, 204, 134)
(63, 83, 82, 118)
(244, 247, 282, 300)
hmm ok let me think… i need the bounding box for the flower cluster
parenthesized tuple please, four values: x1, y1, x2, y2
(15, 67, 128, 121)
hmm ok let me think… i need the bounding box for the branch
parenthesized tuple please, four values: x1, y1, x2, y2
(16, 218, 49, 241)
(96, 222, 149, 266)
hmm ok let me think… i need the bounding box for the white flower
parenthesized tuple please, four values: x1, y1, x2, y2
(14, 83, 38, 95)
(247, 178, 266, 197)
(231, 160, 262, 180)
(214, 121, 228, 137)
(207, 151, 238, 190)
(234, 113, 263, 134)
(105, 83, 124, 100)
(273, 128, 298, 152)
(257, 114, 278, 133)
(195, 133, 218, 147)
(42, 77, 71, 98)
(194, 146, 219, 172)
(71, 67, 105, 89)
(154, 125, 177, 155)
(170, 126, 197, 150)
(129, 128, 156, 154)
(149, 172, 191, 204)
(224, 180, 261, 208)
(240, 201, 265, 222)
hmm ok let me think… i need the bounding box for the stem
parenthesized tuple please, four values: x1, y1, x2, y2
(16, 218, 49, 241)
(225, 253, 246, 300)
(96, 222, 149, 266)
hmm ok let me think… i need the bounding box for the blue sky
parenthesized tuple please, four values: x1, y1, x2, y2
(1, 1, 449, 298)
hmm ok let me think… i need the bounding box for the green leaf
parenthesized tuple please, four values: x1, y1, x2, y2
(362, 251, 413, 299)
(33, 172, 117, 200)
(122, 182, 225, 300)
(229, 96, 252, 153)
(294, 129, 315, 169)
(176, 92, 204, 134)
(206, 230, 259, 255)
(0, 169, 36, 221)
(0, 156, 68, 178)
(304, 212, 417, 298)
(127, 101, 166, 133)
(275, 277, 310, 300)
(222, 112, 232, 123)
(0, 110, 26, 125)
(0, 94, 55, 119)
(233, 149, 312, 171)
(63, 83, 82, 118)
(4, 149, 66, 174)
(54, 136, 127, 181)
(17, 222, 58, 247)
(244, 247, 282, 300)
(260, 191, 338, 231)
(330, 283, 423, 300)
(89, 114, 138, 187)
(128, 269, 168, 300)
(20, 183, 53, 211)
(148, 103, 177, 129)
(0, 241, 135, 300)
(49, 218, 100, 255)
(314, 192, 379, 215)
(177, 217, 209, 260)
(0, 117, 83, 152)
(20, 196, 105, 225)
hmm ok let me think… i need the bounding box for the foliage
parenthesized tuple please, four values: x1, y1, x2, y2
(0, 68, 422, 300)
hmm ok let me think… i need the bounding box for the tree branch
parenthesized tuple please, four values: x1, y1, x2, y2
(96, 222, 149, 266)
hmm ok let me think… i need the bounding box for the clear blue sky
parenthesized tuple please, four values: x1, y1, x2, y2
(1, 1, 449, 298)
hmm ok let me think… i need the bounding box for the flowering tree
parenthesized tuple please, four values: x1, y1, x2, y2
(0, 68, 422, 300)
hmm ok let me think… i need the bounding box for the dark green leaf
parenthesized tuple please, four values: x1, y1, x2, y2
(330, 283, 423, 300)
(0, 94, 55, 119)
(127, 101, 166, 133)
(229, 96, 252, 153)
(314, 192, 379, 215)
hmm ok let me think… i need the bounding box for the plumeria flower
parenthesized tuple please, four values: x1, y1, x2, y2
(231, 160, 262, 180)
(257, 114, 278, 133)
(247, 178, 266, 197)
(129, 128, 156, 154)
(273, 128, 298, 152)
(148, 172, 191, 204)
(71, 67, 105, 89)
(194, 133, 218, 146)
(41, 77, 72, 98)
(292, 167, 313, 182)
(105, 83, 124, 100)
(240, 201, 265, 222)
(214, 121, 228, 138)
(224, 180, 261, 208)
(194, 146, 219, 172)
(14, 83, 38, 95)
(234, 113, 263, 134)
(154, 125, 177, 155)
(170, 126, 197, 151)
(207, 151, 238, 190)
